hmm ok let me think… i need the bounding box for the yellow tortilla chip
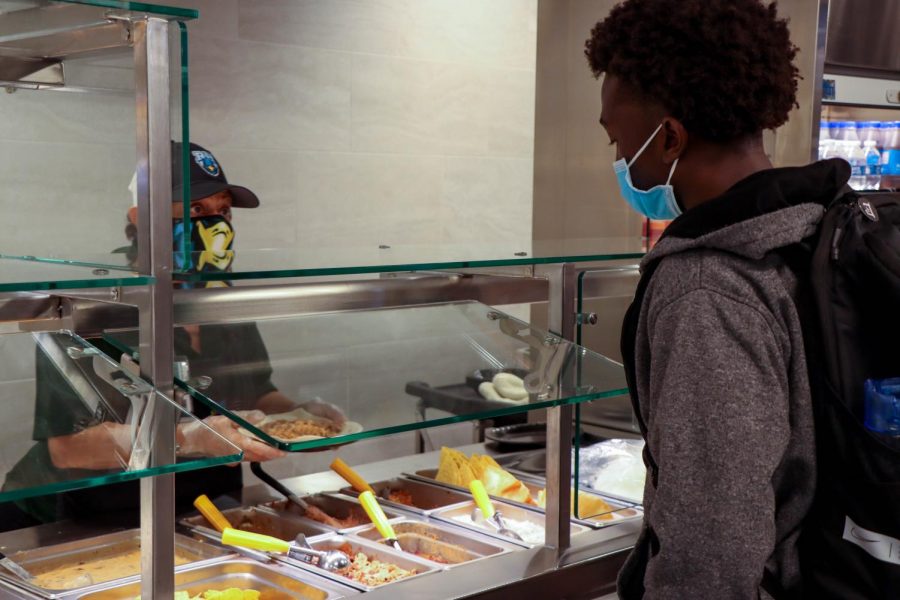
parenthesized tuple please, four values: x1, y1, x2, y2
(436, 447, 477, 487)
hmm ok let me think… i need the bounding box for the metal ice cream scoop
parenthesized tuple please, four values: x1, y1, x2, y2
(221, 528, 350, 571)
(469, 479, 524, 542)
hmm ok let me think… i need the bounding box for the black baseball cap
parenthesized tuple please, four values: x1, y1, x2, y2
(171, 141, 259, 208)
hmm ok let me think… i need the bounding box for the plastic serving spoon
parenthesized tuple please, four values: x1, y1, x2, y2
(221, 528, 350, 571)
(358, 491, 403, 552)
(469, 479, 524, 542)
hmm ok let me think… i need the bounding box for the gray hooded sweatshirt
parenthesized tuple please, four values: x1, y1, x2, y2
(617, 160, 851, 599)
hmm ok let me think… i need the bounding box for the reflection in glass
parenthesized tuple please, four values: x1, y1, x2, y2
(105, 301, 629, 452)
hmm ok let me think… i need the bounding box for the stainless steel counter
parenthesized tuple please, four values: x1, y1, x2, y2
(0, 443, 639, 599)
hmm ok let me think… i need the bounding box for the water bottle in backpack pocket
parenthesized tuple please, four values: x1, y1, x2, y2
(865, 378, 900, 438)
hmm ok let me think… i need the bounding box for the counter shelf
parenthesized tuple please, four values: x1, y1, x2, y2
(101, 301, 629, 452)
(0, 330, 242, 504)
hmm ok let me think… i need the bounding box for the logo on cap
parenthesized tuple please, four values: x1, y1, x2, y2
(192, 150, 221, 177)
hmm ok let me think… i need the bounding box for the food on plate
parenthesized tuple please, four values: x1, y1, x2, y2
(536, 488, 613, 520)
(451, 514, 545, 545)
(491, 373, 529, 401)
(33, 548, 196, 590)
(436, 447, 534, 505)
(386, 489, 415, 506)
(335, 543, 417, 586)
(260, 419, 338, 440)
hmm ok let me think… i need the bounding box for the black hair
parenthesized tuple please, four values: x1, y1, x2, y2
(585, 0, 799, 142)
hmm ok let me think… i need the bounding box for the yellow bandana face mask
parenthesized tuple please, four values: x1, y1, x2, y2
(174, 215, 235, 274)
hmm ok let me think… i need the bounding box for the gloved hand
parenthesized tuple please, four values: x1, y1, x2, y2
(300, 398, 347, 428)
(178, 410, 286, 463)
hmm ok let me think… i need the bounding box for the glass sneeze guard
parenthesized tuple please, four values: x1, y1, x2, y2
(0, 330, 241, 503)
(175, 236, 645, 282)
(29, 236, 645, 283)
(0, 256, 151, 292)
(103, 301, 629, 451)
(0, 1, 198, 19)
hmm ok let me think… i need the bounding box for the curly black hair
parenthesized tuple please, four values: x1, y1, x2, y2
(585, 0, 799, 142)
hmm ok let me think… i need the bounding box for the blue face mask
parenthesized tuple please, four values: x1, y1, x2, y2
(613, 123, 682, 220)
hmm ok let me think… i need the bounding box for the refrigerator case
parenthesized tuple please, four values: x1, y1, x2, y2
(813, 0, 900, 190)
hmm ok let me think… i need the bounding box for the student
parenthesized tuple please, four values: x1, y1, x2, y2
(1, 143, 343, 529)
(585, 1, 838, 597)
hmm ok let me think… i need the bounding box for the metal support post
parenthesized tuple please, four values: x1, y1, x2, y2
(536, 263, 578, 552)
(134, 17, 176, 599)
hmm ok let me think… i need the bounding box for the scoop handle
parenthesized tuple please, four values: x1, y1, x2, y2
(469, 479, 495, 520)
(221, 527, 291, 554)
(193, 494, 232, 533)
(359, 490, 397, 540)
(330, 457, 374, 493)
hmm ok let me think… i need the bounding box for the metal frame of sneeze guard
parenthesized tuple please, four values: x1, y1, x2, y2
(131, 15, 177, 599)
(34, 330, 157, 470)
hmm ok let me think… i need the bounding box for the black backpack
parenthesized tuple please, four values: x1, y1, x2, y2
(787, 190, 900, 599)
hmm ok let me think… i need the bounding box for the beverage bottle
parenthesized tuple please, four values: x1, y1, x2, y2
(847, 141, 867, 191)
(883, 122, 900, 189)
(859, 121, 881, 145)
(818, 121, 832, 160)
(863, 140, 882, 190)
(842, 121, 861, 143)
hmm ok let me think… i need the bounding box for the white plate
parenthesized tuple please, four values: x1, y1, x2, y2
(239, 406, 363, 442)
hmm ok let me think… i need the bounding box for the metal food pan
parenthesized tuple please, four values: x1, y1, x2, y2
(0, 530, 228, 599)
(350, 518, 516, 567)
(339, 477, 470, 515)
(261, 494, 403, 533)
(430, 501, 589, 547)
(514, 474, 643, 528)
(76, 558, 355, 599)
(180, 506, 332, 540)
(288, 534, 439, 592)
(409, 468, 639, 529)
